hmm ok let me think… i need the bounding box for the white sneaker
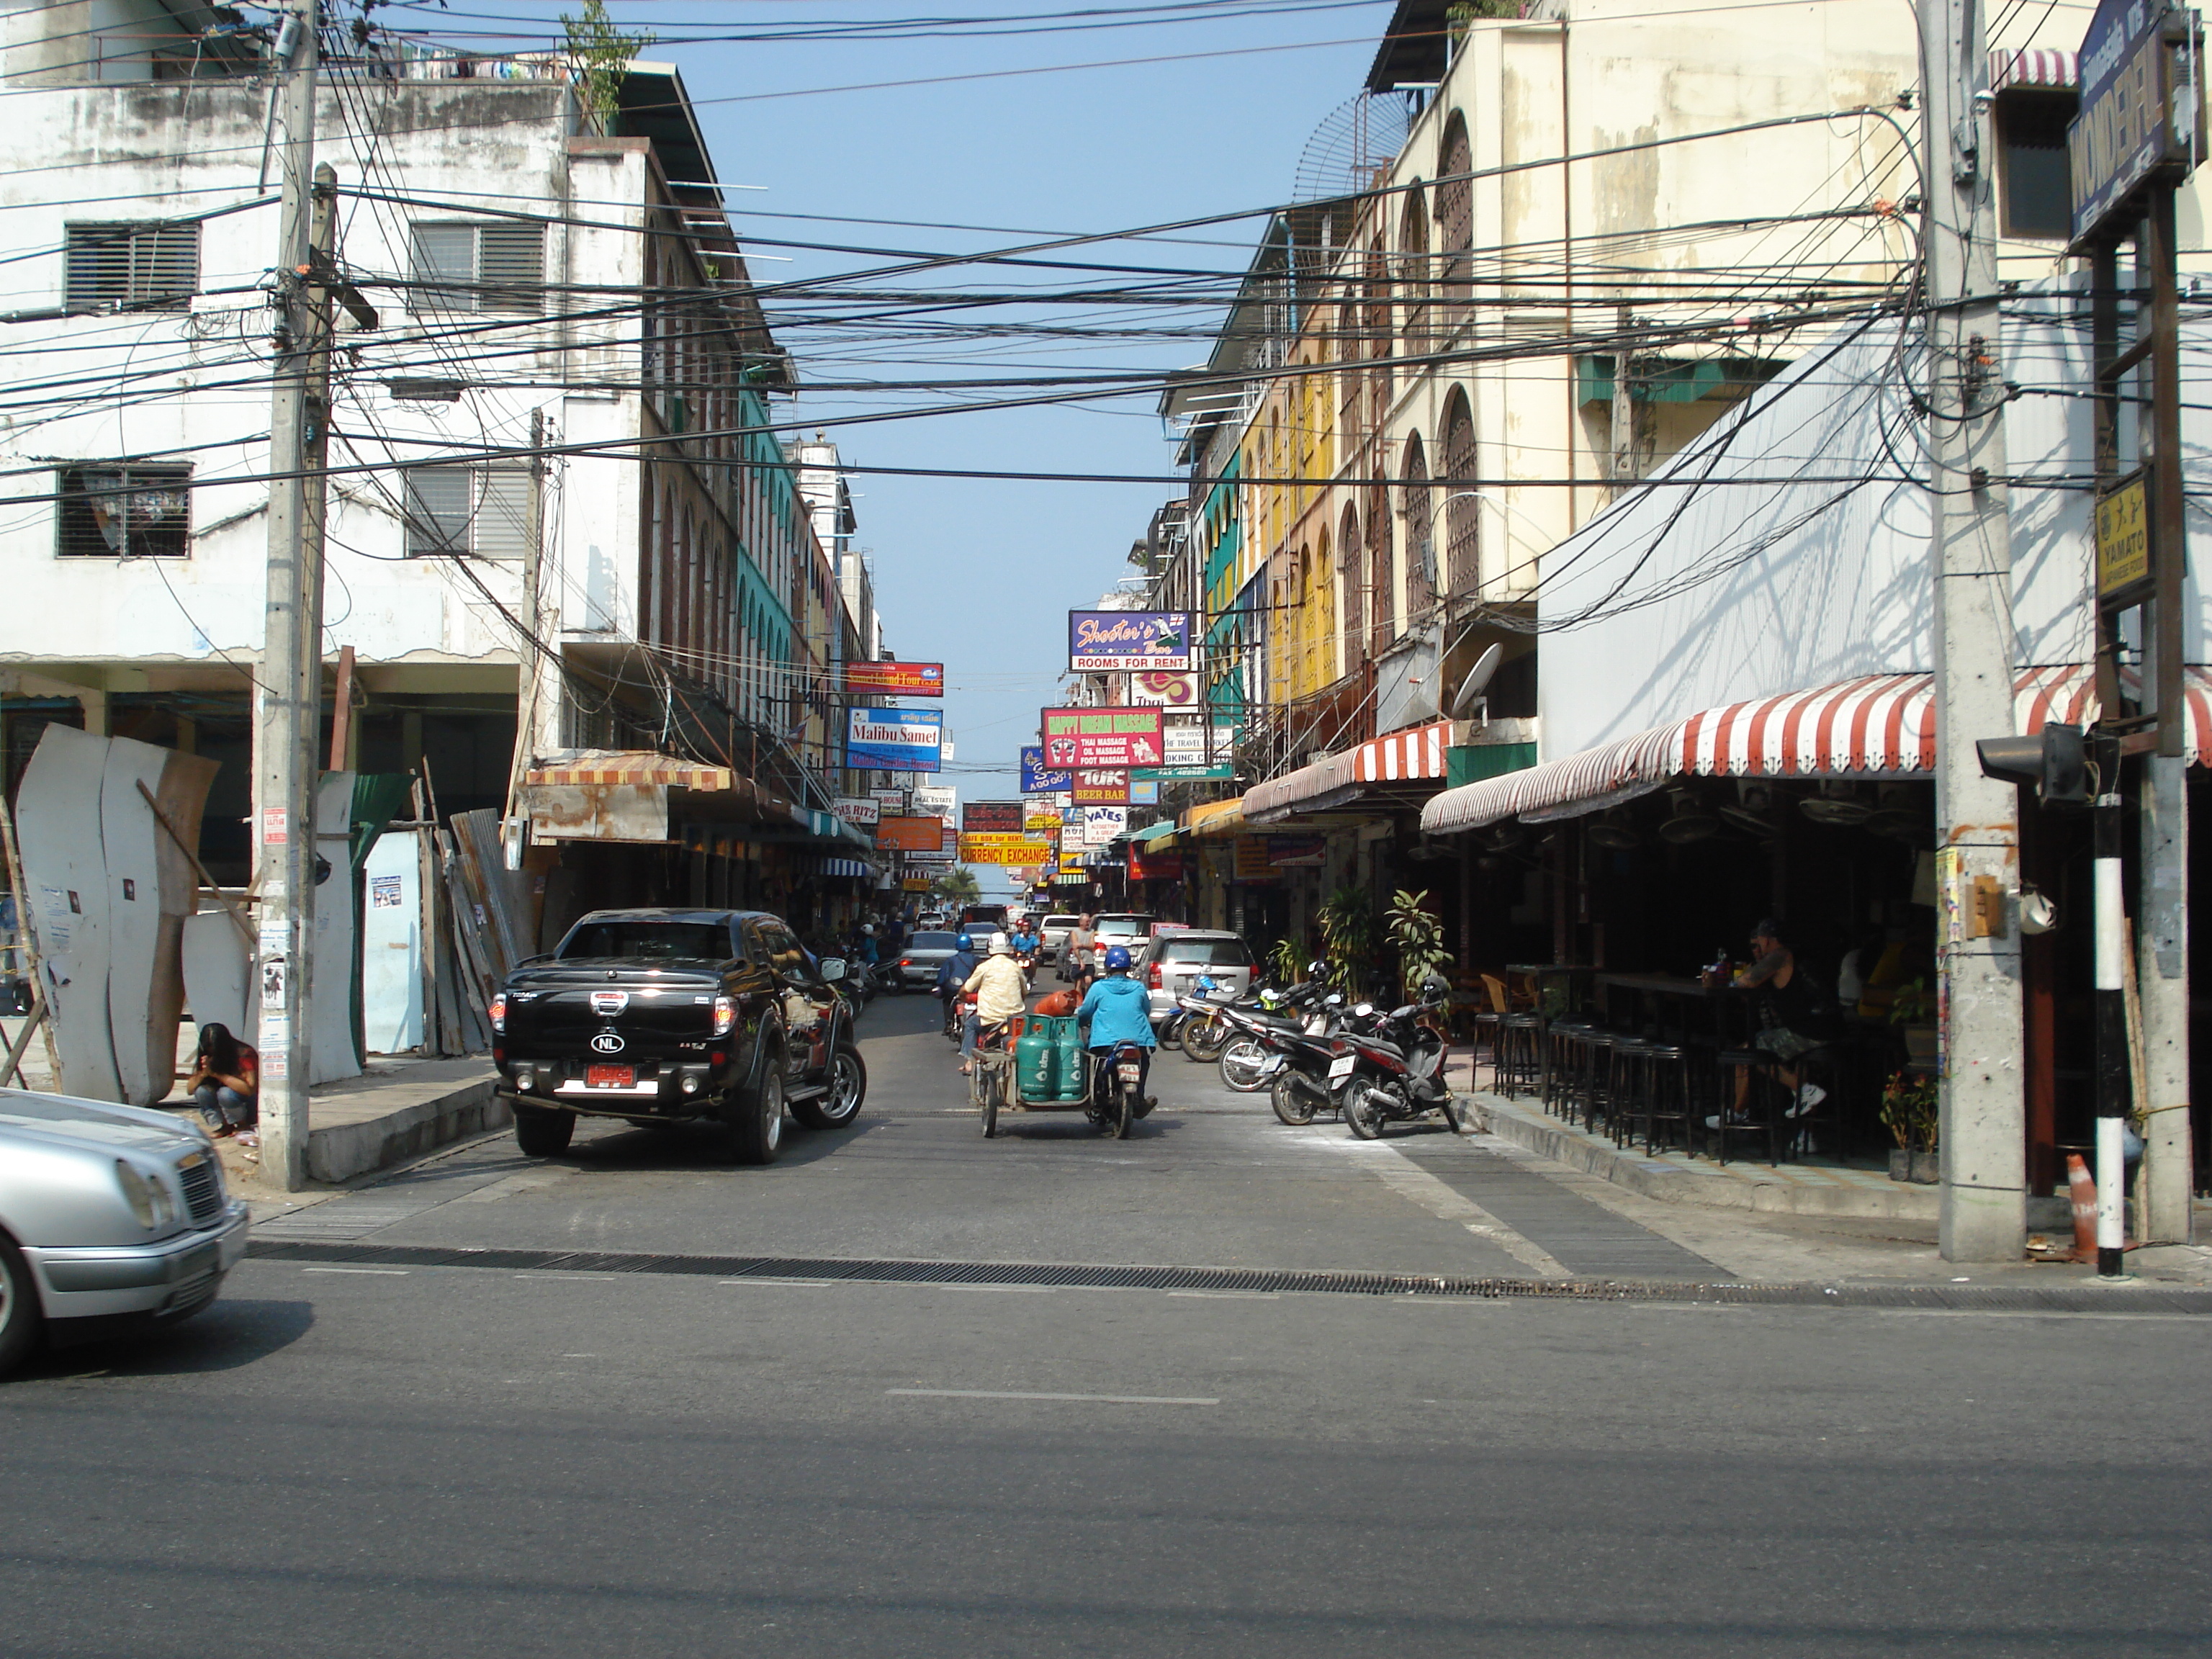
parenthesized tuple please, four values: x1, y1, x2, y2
(1787, 1083, 1827, 1117)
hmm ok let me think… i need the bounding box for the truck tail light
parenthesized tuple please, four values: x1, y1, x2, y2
(712, 994, 738, 1037)
(1147, 963, 1163, 989)
(488, 992, 507, 1033)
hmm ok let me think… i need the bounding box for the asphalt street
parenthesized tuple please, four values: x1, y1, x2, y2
(5, 990, 2208, 1656)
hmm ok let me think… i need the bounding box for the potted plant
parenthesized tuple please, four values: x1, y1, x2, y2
(1385, 889, 1453, 1003)
(1888, 977, 1938, 1068)
(1318, 886, 1377, 994)
(1879, 1069, 1941, 1182)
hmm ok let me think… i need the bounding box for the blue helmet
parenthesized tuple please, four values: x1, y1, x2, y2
(956, 932, 973, 950)
(1103, 945, 1132, 972)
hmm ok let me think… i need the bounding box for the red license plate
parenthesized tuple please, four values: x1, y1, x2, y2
(585, 1064, 635, 1089)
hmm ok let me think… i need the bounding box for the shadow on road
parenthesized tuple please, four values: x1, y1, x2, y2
(17, 1296, 315, 1383)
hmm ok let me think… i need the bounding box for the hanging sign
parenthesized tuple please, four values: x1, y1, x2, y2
(1233, 836, 1281, 882)
(869, 786, 907, 810)
(1040, 707, 1166, 770)
(1020, 745, 1074, 793)
(1128, 848, 1185, 881)
(1127, 671, 1199, 706)
(873, 814, 944, 853)
(1069, 611, 1195, 672)
(1071, 770, 1130, 806)
(962, 801, 1023, 832)
(2069, 0, 2206, 246)
(1136, 764, 1236, 782)
(846, 707, 943, 772)
(958, 834, 1057, 866)
(2095, 467, 2154, 603)
(844, 661, 944, 695)
(1024, 809, 1062, 836)
(832, 796, 881, 827)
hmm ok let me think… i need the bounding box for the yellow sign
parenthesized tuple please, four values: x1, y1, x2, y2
(1024, 811, 1061, 836)
(900, 876, 932, 892)
(2096, 472, 2152, 598)
(958, 833, 1056, 866)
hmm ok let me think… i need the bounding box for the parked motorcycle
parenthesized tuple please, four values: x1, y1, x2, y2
(1336, 974, 1469, 1138)
(1184, 968, 1321, 1066)
(1258, 992, 1353, 1125)
(1212, 981, 1333, 1092)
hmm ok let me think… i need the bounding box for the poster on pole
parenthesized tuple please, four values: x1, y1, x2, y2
(1068, 611, 1195, 673)
(1040, 707, 1166, 770)
(843, 661, 944, 696)
(846, 707, 943, 773)
(1020, 746, 1072, 793)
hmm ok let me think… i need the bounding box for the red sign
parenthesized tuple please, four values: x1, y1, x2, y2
(873, 814, 945, 852)
(1040, 707, 1166, 770)
(845, 661, 945, 696)
(961, 801, 1023, 832)
(1071, 771, 1130, 806)
(1128, 848, 1184, 881)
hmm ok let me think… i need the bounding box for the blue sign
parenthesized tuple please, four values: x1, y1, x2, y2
(847, 706, 943, 773)
(1020, 745, 1072, 793)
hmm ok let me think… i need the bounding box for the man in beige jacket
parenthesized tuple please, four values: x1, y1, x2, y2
(961, 936, 1030, 1074)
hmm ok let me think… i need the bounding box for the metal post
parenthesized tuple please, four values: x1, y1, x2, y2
(1920, 0, 2025, 1260)
(1609, 304, 1635, 495)
(256, 1, 318, 1191)
(2091, 757, 2130, 1277)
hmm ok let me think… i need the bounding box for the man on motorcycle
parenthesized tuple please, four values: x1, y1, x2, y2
(936, 931, 980, 1053)
(1076, 944, 1156, 1112)
(1010, 917, 1040, 960)
(960, 935, 1030, 1075)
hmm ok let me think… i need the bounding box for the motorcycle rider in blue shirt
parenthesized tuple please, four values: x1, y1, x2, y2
(936, 932, 980, 1053)
(1076, 944, 1157, 1114)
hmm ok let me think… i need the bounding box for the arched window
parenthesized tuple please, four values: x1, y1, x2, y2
(1366, 482, 1393, 655)
(1338, 502, 1363, 668)
(1364, 240, 1392, 430)
(1441, 388, 1478, 597)
(1316, 523, 1336, 681)
(1399, 186, 1430, 357)
(1402, 433, 1434, 616)
(1437, 112, 1472, 314)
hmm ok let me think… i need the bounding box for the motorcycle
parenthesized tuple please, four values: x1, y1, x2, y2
(1184, 965, 1326, 1066)
(1083, 1038, 1148, 1139)
(943, 988, 975, 1043)
(1255, 992, 1354, 1125)
(1156, 972, 1223, 1053)
(1336, 974, 1470, 1139)
(1212, 981, 1333, 1092)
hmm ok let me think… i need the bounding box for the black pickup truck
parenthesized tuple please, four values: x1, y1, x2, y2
(490, 908, 866, 1164)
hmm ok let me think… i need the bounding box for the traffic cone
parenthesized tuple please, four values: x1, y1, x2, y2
(2066, 1153, 2097, 1262)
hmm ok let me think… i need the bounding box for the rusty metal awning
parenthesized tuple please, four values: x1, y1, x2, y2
(524, 750, 735, 791)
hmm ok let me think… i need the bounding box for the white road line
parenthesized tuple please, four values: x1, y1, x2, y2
(301, 1266, 410, 1276)
(1166, 1289, 1278, 1300)
(887, 1388, 1220, 1406)
(516, 1273, 615, 1282)
(718, 1277, 845, 1287)
(1291, 1130, 1573, 1279)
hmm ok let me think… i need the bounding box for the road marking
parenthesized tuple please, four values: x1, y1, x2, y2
(516, 1274, 613, 1282)
(886, 1388, 1219, 1406)
(301, 1266, 410, 1275)
(1166, 1289, 1278, 1300)
(1874, 1308, 2212, 1322)
(718, 1277, 845, 1287)
(1291, 1130, 1572, 1279)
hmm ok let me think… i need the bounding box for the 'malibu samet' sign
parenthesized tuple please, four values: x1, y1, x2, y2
(1067, 611, 1194, 673)
(1040, 707, 1166, 770)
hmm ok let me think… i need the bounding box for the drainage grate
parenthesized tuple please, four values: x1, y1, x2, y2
(243, 1239, 2212, 1314)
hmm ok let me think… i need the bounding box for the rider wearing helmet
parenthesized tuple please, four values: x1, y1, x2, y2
(960, 935, 1030, 1074)
(1075, 943, 1157, 1112)
(937, 931, 981, 1048)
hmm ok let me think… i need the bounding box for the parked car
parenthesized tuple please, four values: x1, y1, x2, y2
(1037, 914, 1081, 963)
(491, 908, 867, 1165)
(1136, 930, 1257, 1023)
(894, 929, 966, 991)
(960, 904, 1009, 933)
(0, 1091, 251, 1377)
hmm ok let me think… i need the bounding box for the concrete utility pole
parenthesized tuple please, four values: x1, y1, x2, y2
(1919, 0, 2025, 1261)
(257, 0, 319, 1191)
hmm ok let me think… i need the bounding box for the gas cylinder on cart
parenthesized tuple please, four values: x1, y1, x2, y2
(1014, 1018, 1059, 1100)
(1051, 1019, 1089, 1100)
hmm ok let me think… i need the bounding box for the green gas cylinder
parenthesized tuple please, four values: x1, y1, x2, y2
(1051, 1017, 1089, 1101)
(1014, 1021, 1058, 1101)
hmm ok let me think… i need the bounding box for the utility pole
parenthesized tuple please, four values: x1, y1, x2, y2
(1919, 0, 2025, 1261)
(1609, 304, 1637, 495)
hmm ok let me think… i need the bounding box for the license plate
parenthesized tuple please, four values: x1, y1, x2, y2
(1117, 1063, 1143, 1082)
(1305, 1016, 1329, 1035)
(1259, 1053, 1285, 1074)
(586, 1064, 635, 1089)
(1328, 1053, 1357, 1079)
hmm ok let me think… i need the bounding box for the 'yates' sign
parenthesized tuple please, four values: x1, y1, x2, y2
(1067, 611, 1194, 673)
(1040, 707, 1166, 770)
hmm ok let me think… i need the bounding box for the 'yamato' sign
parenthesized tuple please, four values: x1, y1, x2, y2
(1068, 611, 1194, 673)
(1040, 706, 1166, 770)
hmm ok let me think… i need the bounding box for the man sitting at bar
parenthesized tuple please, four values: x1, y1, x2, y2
(1707, 919, 1828, 1130)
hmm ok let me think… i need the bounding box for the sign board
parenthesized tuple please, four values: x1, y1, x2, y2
(869, 786, 907, 810)
(847, 706, 944, 773)
(1053, 872, 1089, 886)
(914, 782, 957, 816)
(1163, 724, 1237, 766)
(1069, 611, 1195, 673)
(2069, 0, 2206, 244)
(1128, 848, 1184, 881)
(845, 660, 944, 695)
(1040, 707, 1166, 770)
(1130, 778, 1160, 806)
(900, 876, 933, 892)
(2096, 467, 2154, 601)
(832, 796, 881, 827)
(873, 814, 945, 853)
(962, 801, 1023, 833)
(1126, 671, 1199, 707)
(1020, 746, 1073, 793)
(1233, 836, 1280, 882)
(958, 833, 1057, 866)
(1023, 809, 1062, 836)
(1082, 806, 1128, 842)
(1268, 833, 1326, 868)
(1135, 764, 1236, 782)
(1071, 770, 1130, 806)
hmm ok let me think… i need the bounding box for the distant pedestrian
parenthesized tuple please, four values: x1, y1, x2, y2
(186, 1022, 259, 1137)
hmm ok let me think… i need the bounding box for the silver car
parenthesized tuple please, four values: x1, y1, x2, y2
(0, 1090, 250, 1375)
(1136, 930, 1257, 1022)
(894, 929, 966, 991)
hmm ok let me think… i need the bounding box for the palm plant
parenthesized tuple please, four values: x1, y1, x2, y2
(1317, 886, 1377, 992)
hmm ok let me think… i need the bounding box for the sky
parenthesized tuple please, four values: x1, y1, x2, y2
(387, 0, 1395, 826)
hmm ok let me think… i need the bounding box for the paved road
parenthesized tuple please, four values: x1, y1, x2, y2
(6, 992, 2208, 1656)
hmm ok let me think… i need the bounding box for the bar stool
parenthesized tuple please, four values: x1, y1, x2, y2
(1776, 1044, 1847, 1161)
(1606, 1036, 1650, 1146)
(1707, 1049, 1783, 1166)
(1543, 1020, 1591, 1118)
(1496, 1012, 1543, 1098)
(1575, 1029, 1619, 1136)
(1629, 1040, 1694, 1155)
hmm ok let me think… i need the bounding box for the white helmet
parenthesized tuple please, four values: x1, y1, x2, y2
(989, 935, 1012, 956)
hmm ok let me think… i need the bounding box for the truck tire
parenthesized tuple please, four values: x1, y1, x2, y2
(728, 1059, 786, 1165)
(513, 1102, 575, 1157)
(0, 1232, 43, 1377)
(792, 1046, 866, 1130)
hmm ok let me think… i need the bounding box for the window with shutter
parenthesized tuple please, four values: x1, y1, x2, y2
(404, 467, 472, 555)
(476, 224, 545, 314)
(63, 223, 198, 313)
(472, 466, 536, 559)
(410, 225, 477, 313)
(55, 464, 192, 557)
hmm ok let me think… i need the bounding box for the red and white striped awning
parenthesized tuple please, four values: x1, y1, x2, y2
(1990, 47, 2078, 89)
(524, 750, 736, 791)
(1352, 718, 1454, 783)
(1423, 666, 2211, 835)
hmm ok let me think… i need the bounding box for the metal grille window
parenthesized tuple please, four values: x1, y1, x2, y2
(63, 222, 199, 313)
(1442, 391, 1478, 595)
(403, 464, 535, 558)
(409, 221, 544, 313)
(1437, 114, 1472, 307)
(55, 464, 191, 557)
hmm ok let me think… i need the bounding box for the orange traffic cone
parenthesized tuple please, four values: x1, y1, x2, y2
(2066, 1153, 2098, 1263)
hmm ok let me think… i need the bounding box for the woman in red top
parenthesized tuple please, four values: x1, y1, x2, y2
(186, 1022, 259, 1136)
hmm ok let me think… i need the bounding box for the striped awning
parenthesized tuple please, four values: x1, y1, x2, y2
(1423, 666, 2212, 835)
(1990, 47, 2077, 89)
(525, 750, 735, 791)
(1352, 718, 1454, 783)
(1181, 799, 1246, 840)
(1243, 751, 1354, 822)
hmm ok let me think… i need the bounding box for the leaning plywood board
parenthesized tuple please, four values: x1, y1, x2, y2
(104, 741, 217, 1103)
(361, 829, 423, 1053)
(17, 727, 119, 1101)
(310, 771, 360, 1085)
(181, 910, 249, 1037)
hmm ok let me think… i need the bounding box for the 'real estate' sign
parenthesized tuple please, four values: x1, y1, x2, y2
(1040, 707, 1166, 770)
(844, 660, 944, 695)
(847, 706, 943, 772)
(2069, 0, 2206, 245)
(1068, 611, 1195, 673)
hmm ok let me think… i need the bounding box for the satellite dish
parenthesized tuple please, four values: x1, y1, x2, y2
(1447, 644, 1505, 719)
